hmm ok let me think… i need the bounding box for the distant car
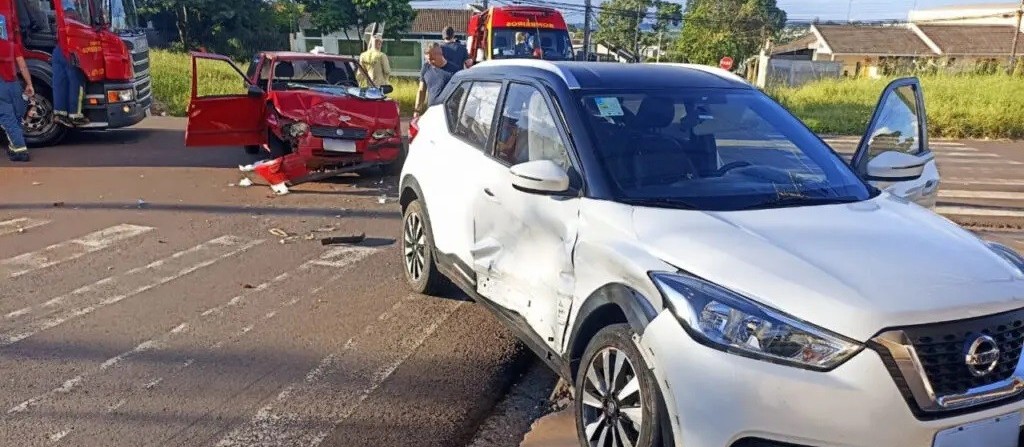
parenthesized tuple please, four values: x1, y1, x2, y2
(184, 51, 403, 175)
(400, 60, 1024, 447)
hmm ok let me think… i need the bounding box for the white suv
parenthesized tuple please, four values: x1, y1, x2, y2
(399, 60, 1024, 447)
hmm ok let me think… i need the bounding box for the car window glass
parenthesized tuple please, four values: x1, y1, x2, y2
(445, 82, 470, 132)
(271, 60, 358, 90)
(454, 82, 501, 150)
(493, 83, 570, 172)
(578, 89, 871, 211)
(863, 85, 922, 163)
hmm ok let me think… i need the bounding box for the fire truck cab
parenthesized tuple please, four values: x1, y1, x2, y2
(5, 0, 151, 146)
(467, 5, 574, 64)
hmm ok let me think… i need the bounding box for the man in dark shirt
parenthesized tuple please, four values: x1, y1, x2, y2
(440, 26, 470, 72)
(414, 43, 454, 118)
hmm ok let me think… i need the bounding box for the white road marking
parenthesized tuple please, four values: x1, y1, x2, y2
(0, 224, 153, 278)
(48, 430, 70, 442)
(215, 295, 462, 447)
(824, 138, 965, 147)
(0, 217, 50, 237)
(5, 246, 378, 421)
(937, 152, 997, 158)
(936, 206, 1024, 218)
(938, 158, 1022, 165)
(0, 236, 262, 348)
(940, 190, 1024, 200)
(944, 178, 1024, 187)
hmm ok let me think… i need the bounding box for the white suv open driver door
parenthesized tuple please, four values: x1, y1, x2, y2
(851, 77, 940, 208)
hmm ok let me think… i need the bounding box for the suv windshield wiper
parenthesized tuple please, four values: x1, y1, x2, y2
(740, 195, 862, 210)
(618, 197, 700, 210)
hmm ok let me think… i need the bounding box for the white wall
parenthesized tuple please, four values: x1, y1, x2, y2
(909, 5, 1022, 29)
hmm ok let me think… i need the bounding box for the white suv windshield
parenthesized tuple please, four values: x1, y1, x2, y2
(578, 89, 873, 211)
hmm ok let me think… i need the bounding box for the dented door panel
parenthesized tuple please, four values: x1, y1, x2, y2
(472, 159, 580, 349)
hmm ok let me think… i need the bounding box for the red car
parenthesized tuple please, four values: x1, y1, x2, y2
(184, 51, 403, 194)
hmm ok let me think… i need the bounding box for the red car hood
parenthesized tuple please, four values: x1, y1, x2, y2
(270, 90, 399, 130)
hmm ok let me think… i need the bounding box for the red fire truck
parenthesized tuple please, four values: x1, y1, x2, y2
(466, 5, 574, 63)
(5, 0, 151, 146)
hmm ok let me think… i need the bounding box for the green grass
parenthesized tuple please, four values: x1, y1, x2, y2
(151, 50, 419, 117)
(768, 74, 1024, 140)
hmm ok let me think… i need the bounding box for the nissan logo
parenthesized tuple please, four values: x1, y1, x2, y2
(964, 335, 1001, 377)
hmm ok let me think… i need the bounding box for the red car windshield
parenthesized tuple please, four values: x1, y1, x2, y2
(259, 59, 360, 89)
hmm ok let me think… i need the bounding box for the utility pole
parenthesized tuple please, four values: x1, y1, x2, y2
(633, 2, 642, 63)
(582, 0, 592, 61)
(657, 30, 662, 63)
(1010, 0, 1023, 70)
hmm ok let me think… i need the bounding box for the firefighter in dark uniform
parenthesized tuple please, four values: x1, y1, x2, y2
(0, 9, 33, 161)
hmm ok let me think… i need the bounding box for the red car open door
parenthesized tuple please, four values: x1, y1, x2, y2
(185, 52, 267, 147)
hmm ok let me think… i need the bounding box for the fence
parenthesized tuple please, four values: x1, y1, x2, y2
(756, 58, 842, 88)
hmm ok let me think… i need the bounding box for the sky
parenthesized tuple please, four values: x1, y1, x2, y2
(410, 0, 1018, 22)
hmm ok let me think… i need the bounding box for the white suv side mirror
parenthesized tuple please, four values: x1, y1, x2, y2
(866, 151, 925, 181)
(510, 160, 570, 194)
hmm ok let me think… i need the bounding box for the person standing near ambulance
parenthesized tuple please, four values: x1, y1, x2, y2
(51, 0, 87, 126)
(0, 8, 35, 162)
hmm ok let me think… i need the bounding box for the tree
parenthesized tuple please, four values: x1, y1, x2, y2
(593, 0, 681, 59)
(302, 0, 415, 48)
(670, 0, 785, 66)
(138, 0, 294, 58)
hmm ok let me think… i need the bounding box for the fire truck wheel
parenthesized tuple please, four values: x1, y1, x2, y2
(24, 84, 68, 147)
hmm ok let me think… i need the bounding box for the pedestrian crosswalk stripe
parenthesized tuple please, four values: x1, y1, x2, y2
(938, 152, 998, 158)
(823, 139, 967, 148)
(939, 190, 1024, 200)
(0, 224, 154, 278)
(944, 178, 1024, 186)
(938, 159, 1022, 166)
(5, 244, 376, 421)
(0, 217, 49, 237)
(0, 235, 263, 349)
(936, 206, 1024, 218)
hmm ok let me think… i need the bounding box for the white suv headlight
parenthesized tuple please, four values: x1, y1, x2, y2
(651, 272, 862, 371)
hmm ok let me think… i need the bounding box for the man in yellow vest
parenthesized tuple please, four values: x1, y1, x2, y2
(357, 36, 391, 87)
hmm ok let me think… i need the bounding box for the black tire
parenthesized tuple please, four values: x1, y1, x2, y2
(401, 199, 449, 295)
(575, 324, 670, 447)
(24, 83, 68, 147)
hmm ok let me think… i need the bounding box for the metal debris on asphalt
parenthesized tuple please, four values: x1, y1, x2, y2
(321, 233, 366, 245)
(269, 228, 289, 238)
(238, 178, 254, 187)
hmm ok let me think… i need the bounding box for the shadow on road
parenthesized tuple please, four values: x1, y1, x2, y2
(20, 125, 257, 169)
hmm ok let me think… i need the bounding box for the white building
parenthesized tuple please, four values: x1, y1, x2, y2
(909, 2, 1023, 29)
(290, 9, 473, 77)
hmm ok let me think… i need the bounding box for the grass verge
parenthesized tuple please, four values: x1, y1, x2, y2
(768, 74, 1024, 140)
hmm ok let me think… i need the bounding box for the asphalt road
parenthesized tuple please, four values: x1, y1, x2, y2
(0, 117, 530, 447)
(0, 118, 1022, 447)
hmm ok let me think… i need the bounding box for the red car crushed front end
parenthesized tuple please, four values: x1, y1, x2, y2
(270, 89, 402, 169)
